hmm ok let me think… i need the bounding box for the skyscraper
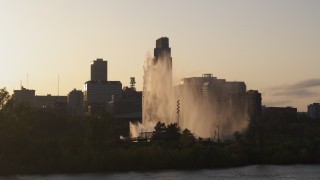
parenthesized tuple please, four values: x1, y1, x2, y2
(143, 37, 173, 124)
(154, 37, 172, 64)
(84, 58, 122, 115)
(173, 74, 262, 138)
(91, 58, 108, 81)
(154, 37, 172, 93)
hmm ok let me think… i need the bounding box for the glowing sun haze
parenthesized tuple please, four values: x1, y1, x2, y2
(0, 0, 320, 111)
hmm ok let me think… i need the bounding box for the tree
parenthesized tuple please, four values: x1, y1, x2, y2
(152, 121, 167, 141)
(0, 88, 10, 111)
(180, 128, 196, 147)
(165, 123, 181, 141)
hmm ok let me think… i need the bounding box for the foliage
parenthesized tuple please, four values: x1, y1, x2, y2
(0, 87, 10, 110)
(0, 88, 320, 174)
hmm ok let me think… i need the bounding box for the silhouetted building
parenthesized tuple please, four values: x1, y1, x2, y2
(13, 86, 35, 106)
(143, 37, 172, 122)
(308, 103, 320, 119)
(107, 86, 142, 137)
(154, 37, 172, 64)
(35, 94, 67, 115)
(107, 87, 142, 115)
(263, 106, 297, 121)
(91, 58, 108, 81)
(84, 80, 122, 115)
(247, 90, 262, 119)
(84, 57, 122, 115)
(174, 74, 262, 129)
(67, 89, 84, 117)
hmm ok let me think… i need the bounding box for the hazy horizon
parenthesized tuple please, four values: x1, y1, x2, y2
(1, 0, 320, 111)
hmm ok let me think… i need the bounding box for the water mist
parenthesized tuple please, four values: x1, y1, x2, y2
(130, 37, 258, 140)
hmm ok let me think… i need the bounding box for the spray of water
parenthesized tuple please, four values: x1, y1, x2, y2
(174, 79, 250, 139)
(130, 51, 174, 138)
(130, 38, 252, 139)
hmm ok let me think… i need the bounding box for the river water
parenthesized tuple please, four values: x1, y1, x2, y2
(2, 164, 320, 180)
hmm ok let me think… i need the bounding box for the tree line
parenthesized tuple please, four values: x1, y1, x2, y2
(0, 87, 320, 175)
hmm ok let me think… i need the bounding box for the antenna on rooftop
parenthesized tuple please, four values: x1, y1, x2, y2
(58, 74, 60, 96)
(27, 73, 29, 89)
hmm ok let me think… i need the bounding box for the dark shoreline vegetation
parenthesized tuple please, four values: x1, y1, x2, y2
(1, 88, 320, 175)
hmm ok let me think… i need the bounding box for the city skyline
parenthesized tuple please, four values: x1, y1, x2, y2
(1, 1, 320, 111)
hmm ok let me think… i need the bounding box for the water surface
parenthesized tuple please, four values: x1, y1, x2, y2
(2, 164, 320, 180)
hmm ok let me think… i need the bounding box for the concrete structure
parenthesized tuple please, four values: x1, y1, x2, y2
(84, 57, 122, 115)
(13, 86, 35, 106)
(143, 37, 173, 123)
(67, 89, 84, 116)
(247, 90, 262, 119)
(91, 58, 108, 81)
(13, 86, 68, 115)
(143, 37, 172, 92)
(107, 87, 142, 137)
(84, 80, 122, 114)
(174, 73, 262, 123)
(34, 95, 67, 115)
(263, 106, 297, 121)
(107, 87, 142, 115)
(308, 103, 320, 119)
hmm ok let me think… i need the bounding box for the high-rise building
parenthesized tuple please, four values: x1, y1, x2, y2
(84, 81, 122, 114)
(153, 37, 172, 89)
(173, 73, 262, 137)
(308, 103, 320, 119)
(91, 58, 108, 81)
(154, 37, 172, 64)
(84, 57, 122, 115)
(143, 37, 173, 124)
(247, 90, 262, 119)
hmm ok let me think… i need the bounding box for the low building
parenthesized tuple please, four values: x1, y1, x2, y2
(13, 86, 35, 106)
(67, 89, 84, 117)
(107, 87, 142, 137)
(308, 103, 320, 120)
(263, 106, 297, 121)
(35, 95, 67, 115)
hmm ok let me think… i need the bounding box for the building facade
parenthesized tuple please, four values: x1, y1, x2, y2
(91, 58, 108, 81)
(34, 95, 67, 115)
(84, 80, 122, 114)
(173, 73, 262, 138)
(13, 86, 35, 106)
(143, 37, 173, 124)
(67, 89, 84, 116)
(308, 103, 320, 119)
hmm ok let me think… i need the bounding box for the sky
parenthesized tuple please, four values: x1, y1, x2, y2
(0, 0, 320, 111)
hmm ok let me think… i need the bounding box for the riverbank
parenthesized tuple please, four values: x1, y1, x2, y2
(0, 139, 319, 176)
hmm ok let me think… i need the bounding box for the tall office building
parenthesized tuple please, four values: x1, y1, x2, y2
(91, 58, 108, 81)
(84, 58, 122, 115)
(84, 81, 122, 114)
(143, 37, 173, 124)
(154, 37, 172, 65)
(173, 74, 262, 138)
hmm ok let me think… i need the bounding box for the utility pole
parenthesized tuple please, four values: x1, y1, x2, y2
(177, 98, 180, 126)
